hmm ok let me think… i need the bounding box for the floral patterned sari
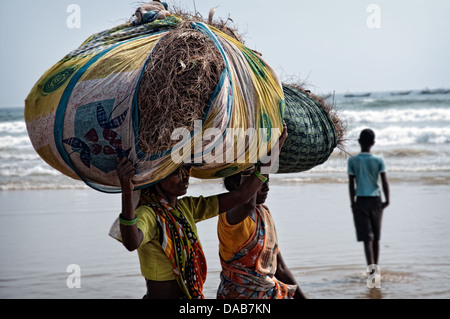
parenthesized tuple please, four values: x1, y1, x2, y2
(217, 205, 297, 299)
(140, 192, 207, 299)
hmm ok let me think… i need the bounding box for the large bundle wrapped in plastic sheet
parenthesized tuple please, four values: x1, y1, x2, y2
(25, 7, 285, 193)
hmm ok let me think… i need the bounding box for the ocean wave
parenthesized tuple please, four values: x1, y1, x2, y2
(302, 163, 450, 173)
(2, 167, 449, 190)
(0, 135, 33, 148)
(347, 126, 450, 145)
(378, 148, 438, 157)
(0, 152, 39, 161)
(0, 164, 63, 177)
(0, 121, 26, 134)
(267, 171, 450, 185)
(342, 108, 450, 124)
(338, 96, 450, 109)
(336, 148, 439, 158)
(1, 104, 449, 190)
(389, 165, 450, 172)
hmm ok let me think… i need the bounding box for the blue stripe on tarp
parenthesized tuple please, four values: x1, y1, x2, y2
(190, 22, 233, 119)
(54, 46, 123, 193)
(131, 22, 234, 167)
(188, 22, 233, 159)
(54, 32, 169, 193)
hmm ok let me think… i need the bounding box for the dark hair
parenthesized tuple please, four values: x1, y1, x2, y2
(223, 165, 256, 191)
(359, 128, 375, 145)
(141, 184, 158, 196)
(223, 172, 242, 192)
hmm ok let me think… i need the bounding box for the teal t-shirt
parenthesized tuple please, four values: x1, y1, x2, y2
(348, 152, 386, 197)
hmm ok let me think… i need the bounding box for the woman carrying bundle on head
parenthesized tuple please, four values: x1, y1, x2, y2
(113, 125, 288, 299)
(216, 124, 307, 299)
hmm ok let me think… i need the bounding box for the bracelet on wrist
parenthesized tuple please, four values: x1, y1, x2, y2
(119, 214, 137, 226)
(254, 169, 268, 183)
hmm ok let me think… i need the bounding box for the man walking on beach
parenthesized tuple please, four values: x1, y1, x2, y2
(348, 128, 390, 268)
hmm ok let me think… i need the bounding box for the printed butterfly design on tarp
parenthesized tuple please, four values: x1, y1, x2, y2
(63, 100, 131, 173)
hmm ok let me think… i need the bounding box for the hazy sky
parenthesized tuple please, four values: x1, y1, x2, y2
(1, 0, 449, 107)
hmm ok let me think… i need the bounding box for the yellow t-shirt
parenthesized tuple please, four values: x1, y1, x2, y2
(136, 195, 219, 281)
(217, 212, 256, 261)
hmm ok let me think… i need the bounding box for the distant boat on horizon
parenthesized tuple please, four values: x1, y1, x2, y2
(391, 90, 412, 96)
(344, 92, 371, 98)
(420, 88, 450, 95)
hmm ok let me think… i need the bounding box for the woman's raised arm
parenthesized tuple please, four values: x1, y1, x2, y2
(116, 157, 143, 251)
(217, 123, 287, 213)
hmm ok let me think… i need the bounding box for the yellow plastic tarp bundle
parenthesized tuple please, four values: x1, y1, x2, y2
(25, 15, 284, 193)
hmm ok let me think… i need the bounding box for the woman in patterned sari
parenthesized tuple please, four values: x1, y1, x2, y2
(115, 124, 288, 299)
(217, 170, 307, 299)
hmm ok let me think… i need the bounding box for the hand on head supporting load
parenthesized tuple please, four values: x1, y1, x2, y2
(116, 157, 136, 195)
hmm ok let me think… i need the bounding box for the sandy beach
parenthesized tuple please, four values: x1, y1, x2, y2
(2, 89, 450, 300)
(1, 0, 449, 307)
(1, 178, 449, 299)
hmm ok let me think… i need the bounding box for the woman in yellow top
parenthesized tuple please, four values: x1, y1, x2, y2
(217, 170, 307, 299)
(115, 125, 288, 299)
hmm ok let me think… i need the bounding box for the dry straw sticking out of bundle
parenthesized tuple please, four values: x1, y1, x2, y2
(172, 4, 245, 43)
(135, 3, 246, 156)
(137, 27, 225, 155)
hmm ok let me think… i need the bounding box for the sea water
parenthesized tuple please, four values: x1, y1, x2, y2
(278, 90, 450, 186)
(1, 90, 450, 299)
(2, 90, 449, 190)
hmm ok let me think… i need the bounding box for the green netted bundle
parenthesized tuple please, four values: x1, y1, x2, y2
(278, 85, 339, 173)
